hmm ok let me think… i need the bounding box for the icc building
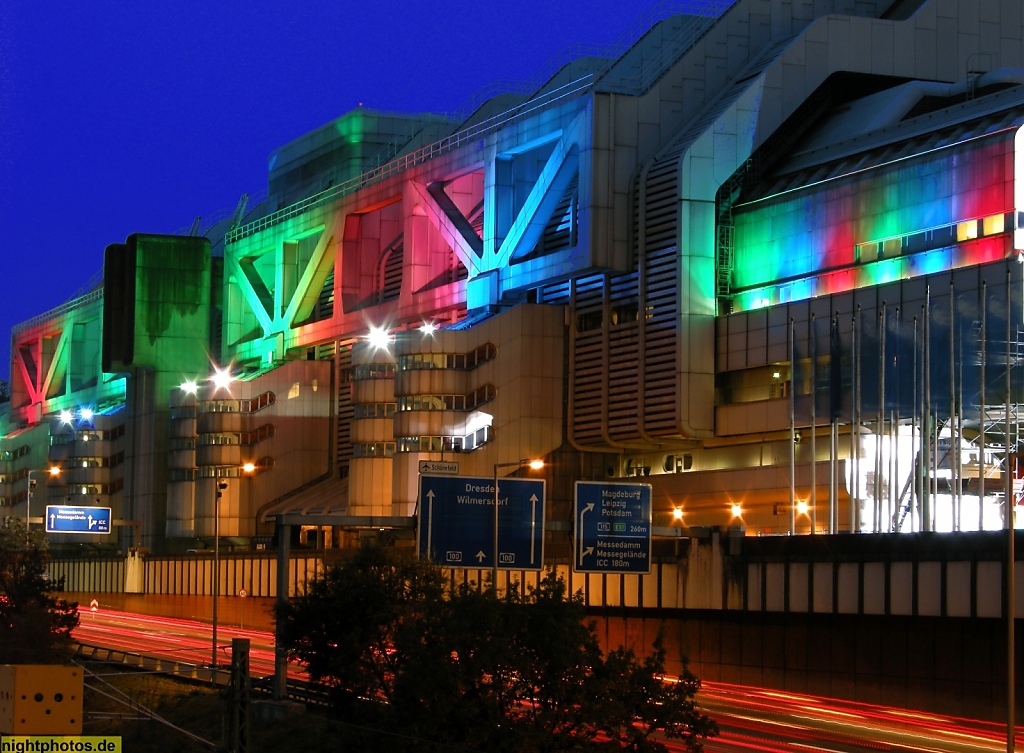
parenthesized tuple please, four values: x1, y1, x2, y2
(4, 0, 1024, 557)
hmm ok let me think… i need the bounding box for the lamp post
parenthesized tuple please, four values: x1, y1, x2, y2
(211, 463, 256, 672)
(492, 459, 544, 587)
(196, 366, 236, 672)
(26, 467, 61, 529)
(211, 480, 228, 670)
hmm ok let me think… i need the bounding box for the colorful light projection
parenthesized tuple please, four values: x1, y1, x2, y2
(730, 131, 1017, 312)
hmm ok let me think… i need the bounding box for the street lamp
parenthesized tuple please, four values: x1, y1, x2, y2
(492, 459, 544, 587)
(212, 479, 228, 670)
(26, 467, 61, 529)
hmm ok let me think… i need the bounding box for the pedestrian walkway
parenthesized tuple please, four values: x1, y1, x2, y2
(64, 591, 276, 631)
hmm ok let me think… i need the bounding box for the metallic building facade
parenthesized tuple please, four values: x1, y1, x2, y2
(3, 0, 1024, 551)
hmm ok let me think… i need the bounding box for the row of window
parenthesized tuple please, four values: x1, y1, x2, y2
(50, 424, 125, 445)
(0, 446, 31, 462)
(352, 442, 396, 458)
(396, 426, 492, 454)
(397, 436, 466, 453)
(397, 343, 497, 372)
(54, 451, 125, 470)
(173, 391, 278, 418)
(855, 212, 1012, 263)
(171, 405, 198, 420)
(0, 451, 127, 482)
(189, 423, 277, 448)
(353, 385, 497, 419)
(9, 477, 126, 499)
(397, 384, 495, 412)
(354, 403, 397, 419)
(349, 363, 397, 381)
(169, 463, 268, 482)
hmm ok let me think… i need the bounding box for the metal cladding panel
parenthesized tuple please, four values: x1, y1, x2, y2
(126, 234, 212, 373)
(101, 241, 133, 372)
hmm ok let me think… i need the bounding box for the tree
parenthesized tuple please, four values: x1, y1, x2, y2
(0, 518, 79, 664)
(593, 637, 720, 752)
(275, 545, 446, 709)
(278, 547, 718, 752)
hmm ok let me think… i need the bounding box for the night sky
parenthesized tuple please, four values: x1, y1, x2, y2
(0, 0, 712, 381)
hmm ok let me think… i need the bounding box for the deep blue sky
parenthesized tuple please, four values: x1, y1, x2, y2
(0, 0, 708, 381)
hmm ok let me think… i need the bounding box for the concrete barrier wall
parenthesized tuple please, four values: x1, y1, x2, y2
(47, 531, 1019, 617)
(587, 609, 1021, 724)
(49, 553, 322, 597)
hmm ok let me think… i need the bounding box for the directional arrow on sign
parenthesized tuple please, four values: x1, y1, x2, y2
(418, 474, 545, 570)
(574, 482, 652, 574)
(578, 502, 594, 567)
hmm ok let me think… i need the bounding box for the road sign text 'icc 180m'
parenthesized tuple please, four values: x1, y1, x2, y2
(418, 474, 545, 570)
(574, 481, 652, 574)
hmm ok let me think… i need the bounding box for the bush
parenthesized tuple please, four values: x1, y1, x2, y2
(277, 546, 718, 752)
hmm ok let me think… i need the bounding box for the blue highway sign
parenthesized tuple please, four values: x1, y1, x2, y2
(574, 482, 651, 574)
(45, 505, 112, 535)
(418, 474, 545, 570)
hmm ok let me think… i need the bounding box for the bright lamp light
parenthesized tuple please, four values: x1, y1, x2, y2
(211, 367, 233, 391)
(367, 325, 393, 351)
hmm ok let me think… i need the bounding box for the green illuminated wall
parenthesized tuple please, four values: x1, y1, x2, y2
(103, 234, 213, 375)
(102, 233, 214, 547)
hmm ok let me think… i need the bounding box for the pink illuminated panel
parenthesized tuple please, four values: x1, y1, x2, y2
(731, 130, 1017, 311)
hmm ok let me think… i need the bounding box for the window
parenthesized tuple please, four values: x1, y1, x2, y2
(354, 403, 397, 419)
(397, 344, 496, 371)
(352, 363, 397, 380)
(956, 220, 979, 242)
(352, 442, 396, 458)
(396, 386, 494, 412)
(982, 213, 1006, 235)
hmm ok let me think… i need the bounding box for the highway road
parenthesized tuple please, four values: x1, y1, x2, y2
(73, 606, 1017, 752)
(697, 681, 1015, 753)
(73, 605, 292, 679)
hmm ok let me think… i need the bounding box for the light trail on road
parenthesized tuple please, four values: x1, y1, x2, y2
(696, 681, 1016, 753)
(75, 607, 1017, 752)
(73, 608, 300, 679)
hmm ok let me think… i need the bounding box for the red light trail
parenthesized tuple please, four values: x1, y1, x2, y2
(74, 608, 1017, 752)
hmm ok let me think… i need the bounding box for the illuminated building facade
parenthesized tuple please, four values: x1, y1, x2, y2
(3, 0, 1024, 552)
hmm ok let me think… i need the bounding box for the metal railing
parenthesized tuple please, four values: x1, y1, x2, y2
(226, 76, 595, 244)
(224, 1, 735, 246)
(597, 0, 733, 95)
(12, 288, 104, 335)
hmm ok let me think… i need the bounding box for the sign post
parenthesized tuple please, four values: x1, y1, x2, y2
(418, 474, 545, 570)
(574, 482, 652, 573)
